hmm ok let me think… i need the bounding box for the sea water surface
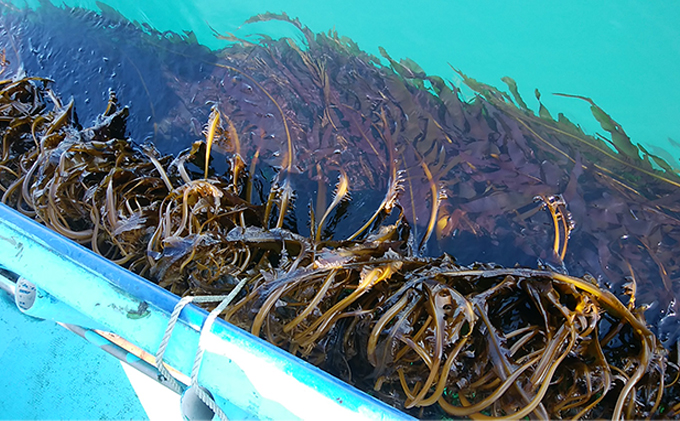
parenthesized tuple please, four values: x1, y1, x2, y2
(8, 0, 680, 166)
(2, 1, 680, 343)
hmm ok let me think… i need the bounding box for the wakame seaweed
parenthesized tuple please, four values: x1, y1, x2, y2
(2, 4, 680, 419)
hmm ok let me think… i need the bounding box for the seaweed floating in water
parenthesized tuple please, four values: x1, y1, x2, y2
(4, 6, 680, 343)
(2, 5, 680, 419)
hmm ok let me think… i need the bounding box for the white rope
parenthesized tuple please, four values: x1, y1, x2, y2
(155, 295, 227, 393)
(191, 277, 249, 421)
(154, 277, 249, 420)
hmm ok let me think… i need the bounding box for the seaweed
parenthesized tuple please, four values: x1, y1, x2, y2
(2, 5, 680, 419)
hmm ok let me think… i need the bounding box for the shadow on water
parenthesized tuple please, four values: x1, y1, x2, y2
(0, 2, 216, 153)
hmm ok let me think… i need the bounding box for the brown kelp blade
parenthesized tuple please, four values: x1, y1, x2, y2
(203, 104, 221, 179)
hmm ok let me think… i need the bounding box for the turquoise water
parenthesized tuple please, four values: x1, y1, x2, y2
(10, 0, 680, 167)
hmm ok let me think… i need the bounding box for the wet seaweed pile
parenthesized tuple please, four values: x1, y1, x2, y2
(2, 7, 680, 419)
(4, 6, 680, 342)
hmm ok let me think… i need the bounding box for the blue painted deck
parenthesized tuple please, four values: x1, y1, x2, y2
(0, 295, 180, 420)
